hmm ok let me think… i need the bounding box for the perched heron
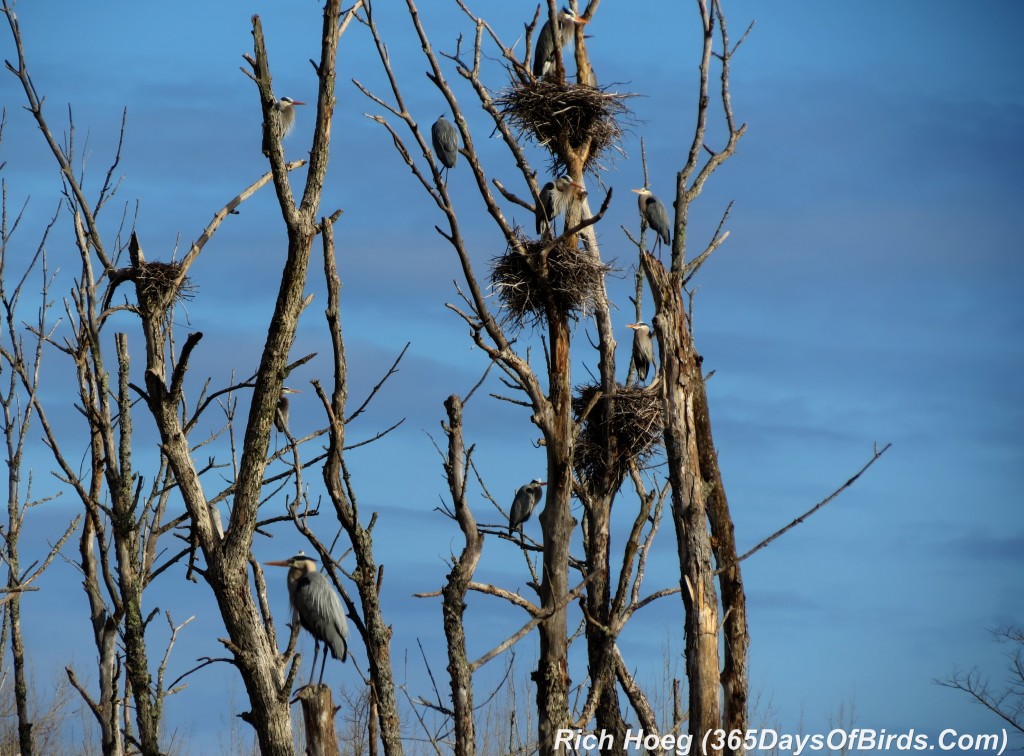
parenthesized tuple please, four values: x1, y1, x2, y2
(632, 188, 671, 256)
(265, 553, 349, 686)
(273, 96, 306, 137)
(536, 176, 586, 237)
(275, 387, 301, 436)
(508, 479, 547, 536)
(626, 322, 654, 383)
(431, 114, 459, 184)
(533, 7, 588, 79)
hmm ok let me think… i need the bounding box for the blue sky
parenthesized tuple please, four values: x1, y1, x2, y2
(4, 0, 1023, 750)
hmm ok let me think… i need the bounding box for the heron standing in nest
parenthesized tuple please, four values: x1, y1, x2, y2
(626, 322, 654, 383)
(533, 7, 588, 79)
(536, 175, 586, 238)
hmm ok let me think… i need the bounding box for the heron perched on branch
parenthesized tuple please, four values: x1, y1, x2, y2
(431, 114, 459, 184)
(265, 553, 349, 686)
(275, 387, 301, 436)
(626, 322, 654, 383)
(536, 176, 586, 238)
(533, 6, 588, 79)
(273, 96, 306, 137)
(632, 187, 671, 256)
(508, 479, 546, 536)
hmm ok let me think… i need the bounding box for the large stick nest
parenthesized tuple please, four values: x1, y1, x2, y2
(496, 80, 632, 173)
(136, 261, 194, 312)
(573, 382, 663, 487)
(491, 232, 613, 330)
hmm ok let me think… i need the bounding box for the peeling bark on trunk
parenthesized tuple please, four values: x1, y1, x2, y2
(643, 253, 722, 753)
(696, 383, 749, 744)
(536, 312, 574, 755)
(297, 684, 341, 756)
(441, 394, 483, 756)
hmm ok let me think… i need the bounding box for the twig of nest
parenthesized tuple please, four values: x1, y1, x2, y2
(491, 232, 612, 330)
(136, 261, 194, 308)
(573, 382, 663, 488)
(105, 260, 195, 316)
(496, 80, 632, 173)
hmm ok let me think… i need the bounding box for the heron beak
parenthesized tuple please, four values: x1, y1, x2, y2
(264, 560, 291, 567)
(539, 481, 548, 486)
(572, 16, 588, 25)
(626, 323, 640, 330)
(631, 188, 645, 194)
(291, 100, 307, 106)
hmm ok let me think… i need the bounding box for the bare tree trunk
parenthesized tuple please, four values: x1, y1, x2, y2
(697, 388, 749, 739)
(297, 685, 341, 756)
(536, 311, 574, 755)
(319, 226, 404, 756)
(643, 253, 721, 752)
(441, 394, 483, 756)
(110, 334, 161, 756)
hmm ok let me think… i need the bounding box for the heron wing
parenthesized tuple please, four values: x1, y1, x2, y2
(432, 119, 459, 169)
(294, 572, 349, 662)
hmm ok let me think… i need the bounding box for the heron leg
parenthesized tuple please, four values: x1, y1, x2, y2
(318, 648, 328, 685)
(308, 640, 321, 687)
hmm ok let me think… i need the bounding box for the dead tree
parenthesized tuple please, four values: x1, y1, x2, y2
(357, 1, 751, 753)
(637, 2, 751, 748)
(1, 5, 195, 752)
(356, 0, 656, 751)
(0, 150, 81, 756)
(2, 1, 366, 752)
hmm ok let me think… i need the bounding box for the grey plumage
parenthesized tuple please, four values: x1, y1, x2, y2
(536, 176, 584, 237)
(633, 187, 671, 256)
(275, 387, 300, 435)
(509, 479, 546, 536)
(266, 553, 349, 686)
(431, 114, 459, 183)
(626, 322, 654, 383)
(532, 7, 587, 79)
(273, 96, 306, 137)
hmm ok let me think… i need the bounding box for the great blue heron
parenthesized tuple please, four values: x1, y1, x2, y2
(275, 387, 301, 436)
(508, 479, 546, 536)
(632, 187, 671, 256)
(626, 322, 654, 383)
(533, 7, 588, 79)
(265, 553, 349, 686)
(536, 176, 586, 238)
(431, 114, 459, 184)
(273, 96, 306, 137)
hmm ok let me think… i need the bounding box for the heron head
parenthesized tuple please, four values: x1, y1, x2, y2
(631, 187, 653, 197)
(626, 322, 649, 332)
(560, 7, 588, 24)
(278, 97, 306, 108)
(265, 552, 317, 572)
(555, 176, 586, 194)
(280, 387, 302, 396)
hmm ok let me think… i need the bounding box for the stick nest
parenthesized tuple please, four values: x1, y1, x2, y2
(491, 232, 612, 330)
(496, 80, 631, 173)
(573, 382, 663, 486)
(136, 261, 195, 311)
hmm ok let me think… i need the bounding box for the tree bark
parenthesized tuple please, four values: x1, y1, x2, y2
(297, 684, 341, 756)
(643, 253, 722, 753)
(441, 394, 483, 756)
(536, 309, 575, 755)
